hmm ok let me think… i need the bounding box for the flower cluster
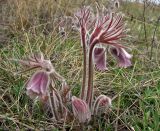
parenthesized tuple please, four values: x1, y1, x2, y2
(13, 4, 132, 128)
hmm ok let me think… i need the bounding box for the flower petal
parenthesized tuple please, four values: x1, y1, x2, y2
(93, 47, 108, 71)
(110, 47, 132, 68)
(72, 96, 91, 123)
(26, 71, 50, 98)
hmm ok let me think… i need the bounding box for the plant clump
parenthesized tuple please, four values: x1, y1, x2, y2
(12, 4, 132, 130)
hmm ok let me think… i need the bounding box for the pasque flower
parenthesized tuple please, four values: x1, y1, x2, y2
(93, 95, 111, 116)
(12, 4, 133, 127)
(110, 47, 132, 68)
(93, 47, 108, 71)
(14, 52, 70, 120)
(26, 70, 50, 100)
(74, 6, 132, 108)
(72, 96, 91, 123)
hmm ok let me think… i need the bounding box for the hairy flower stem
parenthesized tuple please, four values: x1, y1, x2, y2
(86, 43, 95, 108)
(80, 28, 87, 100)
(48, 88, 59, 120)
(52, 88, 64, 118)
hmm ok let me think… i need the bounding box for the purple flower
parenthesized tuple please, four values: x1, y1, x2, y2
(72, 96, 91, 123)
(93, 47, 108, 71)
(110, 47, 132, 68)
(26, 70, 50, 100)
(74, 7, 128, 107)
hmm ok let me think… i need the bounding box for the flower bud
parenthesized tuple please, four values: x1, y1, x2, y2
(93, 95, 111, 116)
(72, 96, 91, 123)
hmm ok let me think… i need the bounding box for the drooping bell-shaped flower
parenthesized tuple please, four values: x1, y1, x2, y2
(110, 47, 132, 68)
(26, 70, 50, 100)
(72, 96, 91, 123)
(93, 47, 108, 71)
(93, 95, 111, 116)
